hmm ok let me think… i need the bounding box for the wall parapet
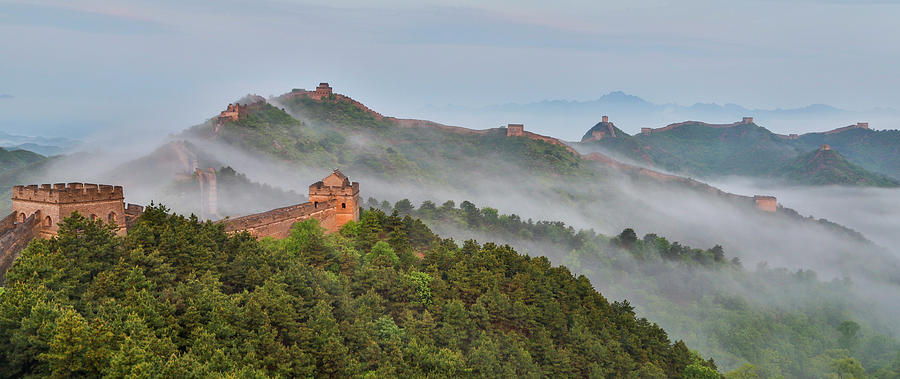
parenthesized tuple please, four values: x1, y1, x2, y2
(222, 199, 337, 234)
(13, 183, 124, 203)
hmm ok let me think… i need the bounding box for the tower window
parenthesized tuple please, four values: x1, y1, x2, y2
(19, 213, 25, 223)
(342, 203, 346, 209)
(108, 212, 117, 223)
(314, 201, 319, 208)
(44, 216, 52, 227)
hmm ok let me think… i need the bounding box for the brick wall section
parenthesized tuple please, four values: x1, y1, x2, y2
(0, 212, 16, 235)
(0, 211, 42, 282)
(13, 183, 127, 237)
(222, 200, 337, 238)
(754, 196, 777, 213)
(125, 204, 144, 229)
(308, 180, 359, 230)
(824, 123, 871, 135)
(640, 119, 749, 135)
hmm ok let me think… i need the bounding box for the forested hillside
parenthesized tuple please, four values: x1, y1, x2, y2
(777, 147, 899, 187)
(578, 121, 900, 183)
(0, 207, 715, 378)
(365, 198, 900, 378)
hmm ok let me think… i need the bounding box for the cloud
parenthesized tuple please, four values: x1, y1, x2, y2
(0, 3, 168, 35)
(0, 94, 13, 100)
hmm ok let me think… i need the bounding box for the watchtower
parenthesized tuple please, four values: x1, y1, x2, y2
(857, 122, 869, 129)
(742, 117, 754, 124)
(753, 195, 777, 213)
(308, 170, 359, 229)
(12, 183, 129, 237)
(507, 124, 524, 137)
(315, 82, 333, 98)
(601, 115, 609, 123)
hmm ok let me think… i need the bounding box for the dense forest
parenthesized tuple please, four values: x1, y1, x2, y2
(365, 198, 900, 378)
(0, 206, 717, 378)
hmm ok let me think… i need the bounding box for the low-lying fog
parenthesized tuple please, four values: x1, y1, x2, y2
(711, 177, 900, 256)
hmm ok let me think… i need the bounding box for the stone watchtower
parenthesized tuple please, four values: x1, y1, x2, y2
(753, 195, 777, 213)
(507, 124, 525, 137)
(12, 183, 132, 237)
(308, 170, 359, 228)
(315, 83, 333, 98)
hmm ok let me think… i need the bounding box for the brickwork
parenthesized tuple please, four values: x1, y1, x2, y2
(308, 170, 360, 230)
(754, 195, 777, 213)
(640, 119, 751, 135)
(223, 200, 337, 238)
(0, 211, 42, 281)
(12, 183, 128, 237)
(222, 170, 360, 238)
(506, 124, 524, 137)
(825, 122, 872, 135)
(315, 82, 333, 98)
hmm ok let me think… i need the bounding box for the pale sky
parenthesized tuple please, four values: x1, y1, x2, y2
(1, 0, 899, 139)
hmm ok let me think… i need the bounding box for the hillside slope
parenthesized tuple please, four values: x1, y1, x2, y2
(794, 128, 900, 179)
(776, 145, 899, 187)
(0, 206, 714, 377)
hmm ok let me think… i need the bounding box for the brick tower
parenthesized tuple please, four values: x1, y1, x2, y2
(308, 170, 359, 230)
(12, 183, 131, 237)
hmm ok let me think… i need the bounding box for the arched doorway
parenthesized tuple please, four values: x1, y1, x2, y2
(44, 216, 52, 227)
(108, 212, 117, 223)
(18, 213, 25, 223)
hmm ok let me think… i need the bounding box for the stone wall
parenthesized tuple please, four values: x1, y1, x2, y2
(0, 211, 42, 282)
(640, 119, 750, 135)
(308, 181, 359, 230)
(13, 183, 127, 237)
(222, 200, 338, 238)
(754, 196, 777, 213)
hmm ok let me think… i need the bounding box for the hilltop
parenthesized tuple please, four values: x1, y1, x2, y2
(578, 118, 900, 184)
(776, 145, 900, 187)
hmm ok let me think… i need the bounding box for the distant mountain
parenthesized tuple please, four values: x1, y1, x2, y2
(2, 143, 67, 156)
(418, 91, 899, 139)
(578, 118, 900, 183)
(776, 145, 899, 187)
(0, 147, 45, 174)
(0, 131, 79, 155)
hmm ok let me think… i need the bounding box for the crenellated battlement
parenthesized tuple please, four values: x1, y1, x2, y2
(12, 183, 124, 204)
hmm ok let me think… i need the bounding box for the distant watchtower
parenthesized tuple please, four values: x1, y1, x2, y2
(742, 117, 754, 124)
(506, 123, 525, 137)
(11, 183, 138, 237)
(315, 83, 333, 98)
(308, 170, 359, 229)
(753, 195, 777, 213)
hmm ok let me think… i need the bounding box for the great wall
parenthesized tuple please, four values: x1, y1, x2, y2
(219, 83, 779, 213)
(0, 82, 788, 279)
(0, 170, 360, 281)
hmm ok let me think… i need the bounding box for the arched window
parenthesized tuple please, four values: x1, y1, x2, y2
(314, 201, 319, 208)
(44, 216, 52, 227)
(341, 203, 346, 209)
(108, 212, 117, 223)
(18, 213, 25, 223)
(90, 214, 97, 221)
